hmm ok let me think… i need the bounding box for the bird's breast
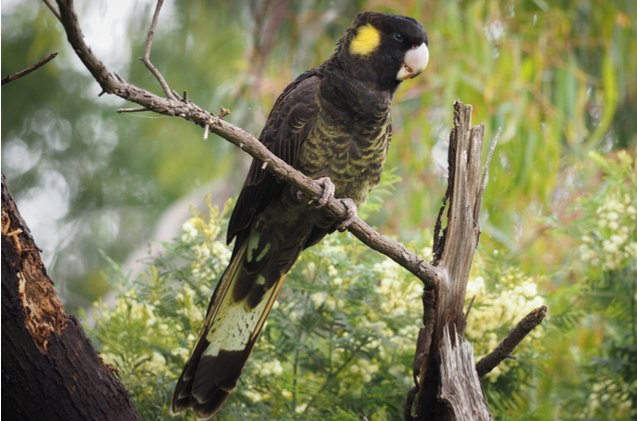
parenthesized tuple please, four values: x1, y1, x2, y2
(298, 114, 391, 205)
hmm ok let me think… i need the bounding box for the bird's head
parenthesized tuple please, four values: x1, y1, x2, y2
(337, 12, 429, 91)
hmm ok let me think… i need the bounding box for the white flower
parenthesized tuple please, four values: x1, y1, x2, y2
(146, 351, 167, 372)
(181, 220, 198, 240)
(310, 291, 327, 307)
(262, 360, 283, 376)
(606, 211, 619, 221)
(603, 240, 618, 254)
(467, 276, 486, 297)
(626, 242, 637, 258)
(244, 389, 264, 402)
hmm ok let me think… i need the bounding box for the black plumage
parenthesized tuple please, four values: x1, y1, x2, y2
(173, 11, 428, 418)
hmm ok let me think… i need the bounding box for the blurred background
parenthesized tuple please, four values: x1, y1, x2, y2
(2, 0, 636, 419)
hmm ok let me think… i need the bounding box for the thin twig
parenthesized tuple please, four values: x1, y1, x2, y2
(475, 127, 501, 217)
(1, 52, 58, 85)
(41, 0, 62, 21)
(481, 127, 501, 187)
(476, 305, 547, 377)
(218, 107, 231, 118)
(464, 294, 476, 324)
(142, 0, 177, 100)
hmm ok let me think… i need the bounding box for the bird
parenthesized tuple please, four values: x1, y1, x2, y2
(172, 11, 429, 418)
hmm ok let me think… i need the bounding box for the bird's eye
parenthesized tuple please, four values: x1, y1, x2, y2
(393, 32, 403, 41)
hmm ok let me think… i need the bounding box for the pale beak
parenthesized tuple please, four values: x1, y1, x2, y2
(396, 43, 429, 81)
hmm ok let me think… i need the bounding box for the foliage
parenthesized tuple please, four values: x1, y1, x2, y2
(570, 151, 637, 420)
(578, 151, 637, 272)
(85, 200, 229, 421)
(87, 194, 545, 420)
(465, 265, 545, 380)
(3, 0, 637, 419)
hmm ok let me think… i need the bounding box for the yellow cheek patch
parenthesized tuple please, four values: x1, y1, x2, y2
(350, 24, 381, 56)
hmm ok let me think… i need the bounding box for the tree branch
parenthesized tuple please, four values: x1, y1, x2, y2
(410, 103, 493, 420)
(141, 0, 177, 100)
(476, 305, 547, 378)
(1, 52, 58, 85)
(41, 0, 61, 22)
(49, 0, 441, 289)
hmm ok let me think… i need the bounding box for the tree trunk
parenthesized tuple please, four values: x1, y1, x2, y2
(408, 102, 493, 420)
(1, 174, 141, 421)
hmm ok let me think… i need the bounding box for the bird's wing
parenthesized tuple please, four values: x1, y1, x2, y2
(227, 69, 323, 246)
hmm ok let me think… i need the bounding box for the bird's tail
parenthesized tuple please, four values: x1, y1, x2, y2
(172, 238, 287, 418)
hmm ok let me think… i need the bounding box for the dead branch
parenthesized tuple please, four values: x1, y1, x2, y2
(409, 103, 494, 421)
(48, 0, 441, 288)
(476, 305, 548, 378)
(407, 107, 544, 420)
(1, 52, 58, 85)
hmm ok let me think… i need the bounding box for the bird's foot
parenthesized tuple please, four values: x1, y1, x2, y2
(302, 177, 357, 230)
(336, 198, 357, 232)
(311, 177, 336, 208)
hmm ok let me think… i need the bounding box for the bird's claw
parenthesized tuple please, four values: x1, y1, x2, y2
(312, 177, 336, 208)
(306, 177, 356, 231)
(336, 198, 357, 232)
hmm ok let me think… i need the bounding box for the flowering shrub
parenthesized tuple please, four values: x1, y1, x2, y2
(465, 268, 545, 381)
(85, 201, 230, 420)
(571, 151, 637, 420)
(86, 195, 545, 419)
(578, 152, 637, 272)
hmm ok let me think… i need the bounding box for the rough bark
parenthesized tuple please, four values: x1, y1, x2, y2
(407, 103, 493, 421)
(438, 327, 489, 420)
(1, 174, 141, 421)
